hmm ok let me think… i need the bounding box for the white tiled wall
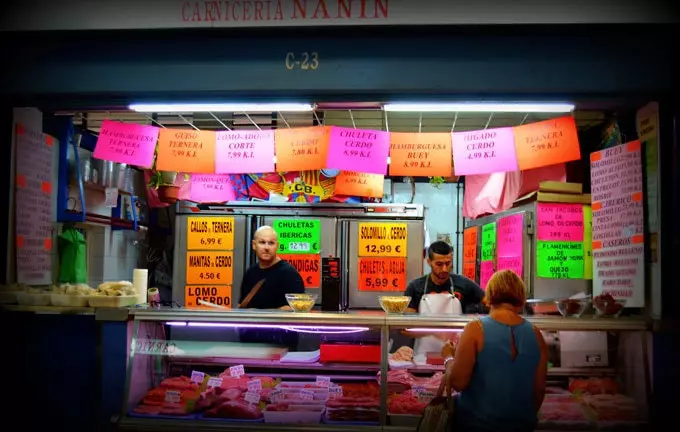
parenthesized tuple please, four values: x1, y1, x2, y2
(388, 180, 464, 275)
(87, 226, 143, 288)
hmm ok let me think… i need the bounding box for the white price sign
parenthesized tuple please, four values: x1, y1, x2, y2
(164, 390, 181, 403)
(190, 371, 205, 384)
(206, 377, 223, 388)
(315, 376, 331, 388)
(412, 385, 425, 395)
(270, 389, 283, 402)
(329, 384, 343, 398)
(247, 379, 262, 392)
(299, 389, 315, 401)
(288, 242, 310, 252)
(229, 364, 245, 377)
(244, 391, 261, 404)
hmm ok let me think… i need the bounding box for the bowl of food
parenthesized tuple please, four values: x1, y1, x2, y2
(555, 298, 589, 318)
(379, 296, 411, 314)
(593, 294, 626, 318)
(286, 293, 317, 312)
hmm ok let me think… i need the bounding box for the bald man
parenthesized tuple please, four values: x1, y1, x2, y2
(238, 226, 305, 311)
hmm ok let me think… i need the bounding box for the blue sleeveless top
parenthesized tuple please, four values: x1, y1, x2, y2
(454, 316, 540, 432)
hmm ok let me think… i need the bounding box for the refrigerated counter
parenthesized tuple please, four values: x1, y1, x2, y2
(110, 308, 651, 432)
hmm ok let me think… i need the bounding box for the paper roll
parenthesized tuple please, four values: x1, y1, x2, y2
(147, 288, 160, 304)
(133, 268, 148, 305)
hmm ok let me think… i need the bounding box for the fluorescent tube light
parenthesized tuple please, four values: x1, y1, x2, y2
(129, 103, 314, 113)
(383, 103, 575, 113)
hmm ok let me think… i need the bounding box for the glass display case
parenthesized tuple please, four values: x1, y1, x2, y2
(115, 309, 650, 431)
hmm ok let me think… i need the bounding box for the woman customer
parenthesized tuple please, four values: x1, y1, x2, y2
(439, 269, 549, 432)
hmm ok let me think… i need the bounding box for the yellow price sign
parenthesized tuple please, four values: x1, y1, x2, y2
(187, 217, 235, 250)
(358, 222, 408, 257)
(185, 285, 232, 309)
(186, 251, 233, 285)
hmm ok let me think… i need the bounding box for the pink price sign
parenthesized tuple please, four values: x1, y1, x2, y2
(93, 120, 160, 168)
(480, 261, 495, 290)
(325, 127, 390, 175)
(497, 213, 523, 257)
(189, 174, 236, 203)
(215, 130, 275, 174)
(452, 126, 518, 176)
(537, 203, 584, 242)
(497, 257, 523, 278)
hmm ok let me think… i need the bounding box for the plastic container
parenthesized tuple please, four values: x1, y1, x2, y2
(378, 296, 411, 314)
(50, 293, 90, 307)
(285, 294, 317, 312)
(555, 299, 589, 317)
(593, 298, 626, 318)
(88, 295, 137, 308)
(16, 292, 51, 306)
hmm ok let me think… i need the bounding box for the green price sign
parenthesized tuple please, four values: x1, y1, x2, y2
(536, 241, 585, 279)
(481, 223, 496, 261)
(273, 219, 321, 254)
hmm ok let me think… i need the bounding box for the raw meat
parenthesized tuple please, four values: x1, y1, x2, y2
(388, 393, 428, 415)
(204, 400, 263, 420)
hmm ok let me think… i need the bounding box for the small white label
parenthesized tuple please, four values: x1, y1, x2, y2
(299, 389, 315, 401)
(164, 390, 181, 403)
(244, 391, 261, 404)
(206, 377, 223, 388)
(412, 385, 425, 395)
(104, 187, 119, 208)
(229, 364, 245, 377)
(329, 385, 343, 399)
(190, 371, 205, 384)
(315, 376, 331, 388)
(270, 389, 282, 402)
(418, 390, 435, 402)
(289, 242, 311, 252)
(247, 379, 262, 392)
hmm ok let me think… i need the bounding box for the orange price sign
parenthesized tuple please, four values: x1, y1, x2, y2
(335, 171, 384, 198)
(185, 285, 232, 309)
(186, 251, 233, 285)
(186, 216, 235, 251)
(358, 257, 407, 292)
(512, 116, 581, 171)
(388, 132, 453, 177)
(274, 126, 330, 172)
(358, 222, 408, 257)
(156, 128, 216, 174)
(280, 254, 321, 288)
(462, 261, 476, 281)
(463, 227, 478, 262)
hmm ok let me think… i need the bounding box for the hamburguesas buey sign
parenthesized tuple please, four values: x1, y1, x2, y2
(1, 0, 673, 32)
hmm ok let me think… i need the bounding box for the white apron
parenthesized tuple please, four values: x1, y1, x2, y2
(413, 276, 463, 359)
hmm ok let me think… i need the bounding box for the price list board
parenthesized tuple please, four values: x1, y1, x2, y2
(185, 216, 235, 308)
(590, 141, 645, 307)
(462, 227, 478, 282)
(357, 222, 408, 292)
(479, 222, 497, 289)
(274, 219, 322, 289)
(496, 213, 524, 278)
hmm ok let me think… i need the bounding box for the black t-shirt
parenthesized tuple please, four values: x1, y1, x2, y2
(239, 260, 305, 309)
(404, 274, 487, 314)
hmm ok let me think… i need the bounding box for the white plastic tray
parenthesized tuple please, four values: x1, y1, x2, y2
(50, 293, 90, 307)
(88, 295, 137, 308)
(16, 292, 51, 306)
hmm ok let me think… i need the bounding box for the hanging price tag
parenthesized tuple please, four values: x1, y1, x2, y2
(247, 379, 262, 392)
(190, 371, 205, 384)
(244, 391, 261, 404)
(206, 377, 223, 388)
(299, 389, 315, 401)
(164, 390, 181, 403)
(229, 364, 245, 377)
(315, 376, 331, 388)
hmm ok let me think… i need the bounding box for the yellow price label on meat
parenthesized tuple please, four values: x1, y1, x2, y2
(358, 222, 408, 257)
(186, 251, 233, 285)
(187, 217, 235, 250)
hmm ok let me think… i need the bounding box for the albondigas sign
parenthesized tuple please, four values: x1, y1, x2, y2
(1, 0, 677, 31)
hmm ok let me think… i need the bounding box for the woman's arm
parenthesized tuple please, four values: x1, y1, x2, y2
(533, 326, 549, 412)
(444, 320, 481, 392)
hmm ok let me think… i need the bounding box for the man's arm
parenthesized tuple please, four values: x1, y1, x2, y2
(403, 281, 419, 313)
(460, 277, 488, 314)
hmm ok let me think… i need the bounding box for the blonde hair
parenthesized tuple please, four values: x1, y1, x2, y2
(483, 269, 526, 307)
